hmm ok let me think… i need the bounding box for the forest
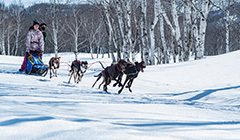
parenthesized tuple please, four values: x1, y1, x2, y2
(0, 0, 240, 65)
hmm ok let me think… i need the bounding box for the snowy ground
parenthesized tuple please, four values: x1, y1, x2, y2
(0, 51, 240, 140)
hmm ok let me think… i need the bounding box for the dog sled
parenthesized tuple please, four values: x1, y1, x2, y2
(26, 53, 48, 76)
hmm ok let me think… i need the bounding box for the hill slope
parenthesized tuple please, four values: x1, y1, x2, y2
(0, 52, 240, 140)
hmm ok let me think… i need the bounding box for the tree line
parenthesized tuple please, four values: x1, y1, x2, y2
(0, 0, 239, 65)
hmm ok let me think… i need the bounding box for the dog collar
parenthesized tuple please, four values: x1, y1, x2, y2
(116, 64, 121, 71)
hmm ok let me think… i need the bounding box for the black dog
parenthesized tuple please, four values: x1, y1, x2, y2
(92, 59, 127, 92)
(117, 61, 146, 94)
(68, 60, 88, 84)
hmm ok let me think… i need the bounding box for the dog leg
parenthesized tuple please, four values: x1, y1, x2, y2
(52, 68, 55, 77)
(103, 78, 111, 92)
(126, 79, 134, 92)
(98, 80, 104, 89)
(68, 72, 73, 83)
(49, 68, 52, 78)
(73, 72, 77, 83)
(103, 84, 108, 92)
(92, 73, 103, 88)
(76, 73, 81, 84)
(113, 73, 123, 87)
(54, 69, 57, 77)
(80, 74, 83, 81)
(118, 78, 129, 94)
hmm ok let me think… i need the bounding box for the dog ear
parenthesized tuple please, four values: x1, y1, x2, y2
(58, 57, 61, 59)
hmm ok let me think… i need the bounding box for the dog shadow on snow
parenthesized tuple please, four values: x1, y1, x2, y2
(0, 116, 98, 127)
(0, 116, 55, 126)
(137, 85, 240, 109)
(112, 120, 240, 129)
(161, 85, 240, 102)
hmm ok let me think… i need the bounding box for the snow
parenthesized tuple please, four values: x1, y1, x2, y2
(0, 51, 240, 140)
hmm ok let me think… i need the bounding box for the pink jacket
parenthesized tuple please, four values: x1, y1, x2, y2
(26, 29, 44, 53)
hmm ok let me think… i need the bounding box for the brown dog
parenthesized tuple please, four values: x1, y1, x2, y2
(117, 61, 146, 94)
(68, 60, 88, 84)
(92, 59, 127, 92)
(49, 57, 61, 78)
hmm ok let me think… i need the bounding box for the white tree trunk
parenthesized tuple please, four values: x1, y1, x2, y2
(183, 0, 192, 61)
(161, 1, 182, 63)
(102, 1, 116, 62)
(7, 28, 10, 55)
(225, 0, 230, 53)
(52, 19, 58, 57)
(14, 20, 20, 56)
(0, 21, 5, 55)
(0, 11, 5, 55)
(65, 6, 82, 53)
(191, 0, 199, 59)
(159, 1, 169, 64)
(50, 0, 59, 57)
(132, 11, 139, 63)
(123, 0, 131, 61)
(196, 0, 209, 59)
(1, 30, 5, 55)
(149, 0, 160, 65)
(116, 0, 126, 60)
(141, 0, 149, 65)
(171, 0, 183, 62)
(13, 5, 23, 56)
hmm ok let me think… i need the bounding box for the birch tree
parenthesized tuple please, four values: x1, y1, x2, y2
(160, 0, 184, 62)
(65, 4, 87, 54)
(224, 0, 231, 53)
(83, 16, 104, 59)
(0, 3, 6, 55)
(141, 0, 149, 65)
(171, 0, 183, 62)
(124, 0, 132, 62)
(50, 0, 59, 57)
(115, 0, 135, 62)
(195, 0, 210, 59)
(210, 0, 238, 53)
(149, 0, 160, 65)
(116, 0, 126, 60)
(131, 2, 141, 63)
(191, 0, 199, 59)
(9, 4, 24, 56)
(49, 0, 67, 57)
(67, 5, 82, 53)
(102, 0, 116, 62)
(159, 1, 169, 64)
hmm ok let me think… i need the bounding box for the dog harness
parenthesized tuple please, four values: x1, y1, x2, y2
(125, 66, 139, 76)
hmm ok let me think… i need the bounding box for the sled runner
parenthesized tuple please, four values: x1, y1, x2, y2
(26, 53, 48, 76)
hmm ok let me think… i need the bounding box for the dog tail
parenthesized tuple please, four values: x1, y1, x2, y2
(98, 61, 105, 69)
(92, 72, 103, 88)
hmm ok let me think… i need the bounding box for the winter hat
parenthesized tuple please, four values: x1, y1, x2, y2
(40, 23, 47, 26)
(33, 20, 40, 26)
